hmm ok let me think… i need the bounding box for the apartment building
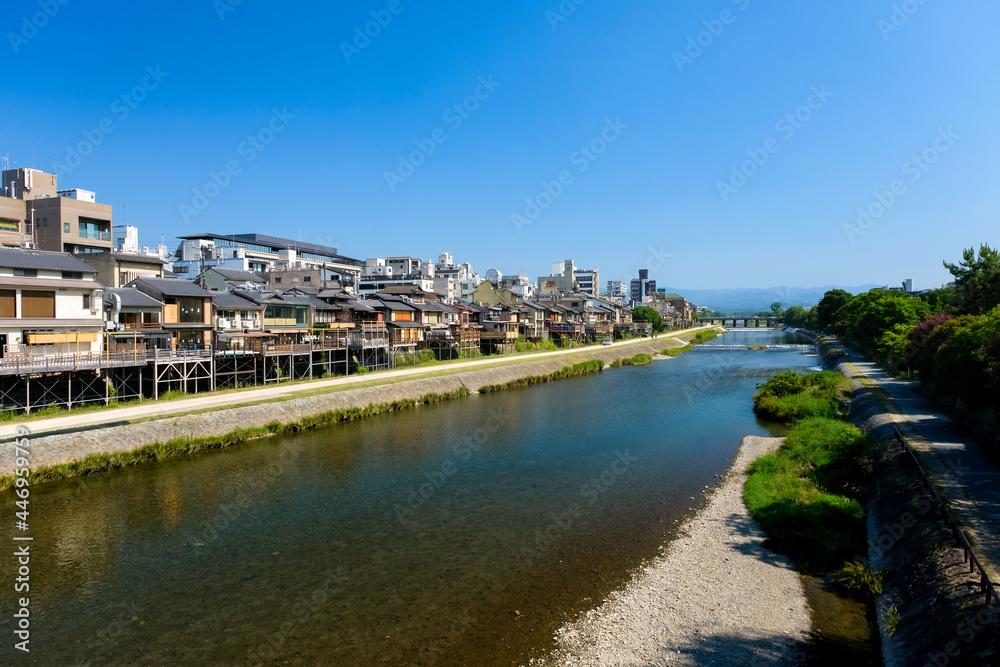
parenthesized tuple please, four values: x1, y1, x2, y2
(1, 168, 113, 254)
(175, 233, 362, 283)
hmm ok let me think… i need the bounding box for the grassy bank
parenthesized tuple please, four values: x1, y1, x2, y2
(478, 360, 604, 393)
(744, 371, 875, 575)
(0, 387, 470, 492)
(662, 344, 693, 357)
(752, 370, 851, 422)
(693, 329, 719, 344)
(609, 353, 653, 368)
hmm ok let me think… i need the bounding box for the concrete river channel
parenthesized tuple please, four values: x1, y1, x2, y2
(10, 330, 837, 665)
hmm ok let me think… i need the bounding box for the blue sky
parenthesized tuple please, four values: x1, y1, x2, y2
(4, 0, 997, 293)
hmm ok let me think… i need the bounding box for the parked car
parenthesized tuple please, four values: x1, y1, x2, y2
(602, 338, 613, 346)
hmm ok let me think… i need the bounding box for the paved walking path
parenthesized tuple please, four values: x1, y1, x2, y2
(0, 328, 707, 441)
(831, 339, 1000, 579)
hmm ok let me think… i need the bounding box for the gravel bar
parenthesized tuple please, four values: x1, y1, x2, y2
(529, 435, 811, 666)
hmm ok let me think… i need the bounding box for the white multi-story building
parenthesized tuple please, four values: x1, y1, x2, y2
(172, 233, 362, 284)
(500, 272, 536, 299)
(113, 225, 139, 254)
(573, 268, 599, 297)
(606, 280, 627, 298)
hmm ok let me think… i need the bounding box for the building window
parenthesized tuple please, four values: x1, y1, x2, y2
(304, 276, 311, 283)
(82, 293, 91, 310)
(174, 266, 189, 274)
(177, 298, 204, 324)
(62, 271, 83, 279)
(64, 222, 70, 234)
(21, 291, 55, 318)
(275, 277, 282, 284)
(13, 269, 37, 277)
(0, 290, 15, 318)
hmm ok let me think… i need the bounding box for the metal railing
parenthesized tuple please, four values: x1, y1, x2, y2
(893, 426, 1000, 618)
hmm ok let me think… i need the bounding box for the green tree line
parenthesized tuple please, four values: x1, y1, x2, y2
(782, 244, 1000, 418)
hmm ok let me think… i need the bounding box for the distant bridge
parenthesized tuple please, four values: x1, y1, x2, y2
(697, 316, 784, 328)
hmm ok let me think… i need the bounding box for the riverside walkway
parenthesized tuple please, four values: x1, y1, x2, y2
(832, 339, 1000, 581)
(0, 327, 709, 441)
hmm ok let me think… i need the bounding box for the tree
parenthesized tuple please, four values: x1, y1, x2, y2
(632, 306, 664, 332)
(782, 305, 816, 329)
(833, 290, 931, 357)
(918, 286, 960, 314)
(943, 244, 1000, 315)
(815, 289, 852, 330)
(771, 301, 782, 315)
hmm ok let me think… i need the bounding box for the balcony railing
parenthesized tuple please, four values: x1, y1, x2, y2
(0, 346, 212, 374)
(79, 230, 111, 241)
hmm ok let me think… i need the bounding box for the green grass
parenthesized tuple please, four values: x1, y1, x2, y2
(748, 344, 768, 350)
(610, 353, 653, 368)
(881, 604, 902, 636)
(662, 345, 694, 357)
(516, 338, 559, 353)
(478, 360, 604, 393)
(693, 329, 719, 344)
(752, 370, 851, 423)
(743, 416, 874, 572)
(834, 561, 887, 598)
(0, 387, 472, 492)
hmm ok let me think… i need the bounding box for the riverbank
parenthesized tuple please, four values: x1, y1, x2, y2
(530, 435, 811, 666)
(0, 336, 700, 487)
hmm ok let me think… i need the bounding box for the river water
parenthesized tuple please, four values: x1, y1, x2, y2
(7, 330, 822, 665)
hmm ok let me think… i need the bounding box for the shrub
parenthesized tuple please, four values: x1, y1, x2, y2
(834, 561, 887, 598)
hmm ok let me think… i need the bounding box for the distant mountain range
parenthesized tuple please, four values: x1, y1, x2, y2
(660, 285, 881, 314)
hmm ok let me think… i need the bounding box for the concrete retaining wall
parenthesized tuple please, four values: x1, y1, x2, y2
(2, 340, 673, 475)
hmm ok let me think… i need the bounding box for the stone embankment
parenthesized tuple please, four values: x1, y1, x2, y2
(530, 436, 811, 666)
(0, 340, 673, 478)
(816, 332, 998, 666)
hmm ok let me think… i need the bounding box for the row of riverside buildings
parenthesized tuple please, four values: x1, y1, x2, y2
(0, 167, 695, 413)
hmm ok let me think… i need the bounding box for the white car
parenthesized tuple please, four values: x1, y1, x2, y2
(602, 338, 613, 346)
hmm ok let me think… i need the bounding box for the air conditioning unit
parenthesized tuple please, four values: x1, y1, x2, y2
(217, 317, 231, 329)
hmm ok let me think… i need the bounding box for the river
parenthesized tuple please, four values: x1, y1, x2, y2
(7, 330, 822, 665)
